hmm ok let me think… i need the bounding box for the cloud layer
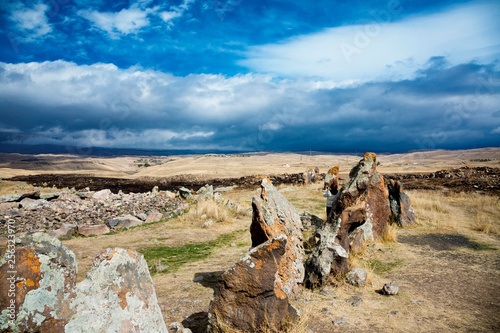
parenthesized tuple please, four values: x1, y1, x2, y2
(1, 59, 498, 152)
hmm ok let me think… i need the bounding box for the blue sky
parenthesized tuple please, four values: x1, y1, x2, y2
(0, 0, 499, 153)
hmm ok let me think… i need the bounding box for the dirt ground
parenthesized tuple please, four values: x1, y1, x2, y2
(1, 149, 499, 332)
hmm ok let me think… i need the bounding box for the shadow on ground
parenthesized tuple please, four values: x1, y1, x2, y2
(398, 233, 495, 251)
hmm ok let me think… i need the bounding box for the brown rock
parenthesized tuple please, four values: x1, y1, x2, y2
(250, 178, 305, 296)
(77, 224, 111, 236)
(208, 235, 299, 333)
(304, 152, 391, 288)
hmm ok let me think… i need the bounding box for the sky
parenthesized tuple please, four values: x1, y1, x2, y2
(0, 0, 499, 154)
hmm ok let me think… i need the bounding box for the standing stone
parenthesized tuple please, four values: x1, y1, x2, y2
(387, 179, 416, 227)
(250, 178, 305, 296)
(304, 152, 391, 289)
(66, 248, 167, 333)
(208, 235, 299, 333)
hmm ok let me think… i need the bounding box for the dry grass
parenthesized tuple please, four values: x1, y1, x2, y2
(177, 198, 246, 226)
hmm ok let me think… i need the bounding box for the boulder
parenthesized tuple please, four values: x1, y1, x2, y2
(66, 248, 168, 333)
(48, 223, 77, 238)
(250, 178, 305, 296)
(381, 281, 400, 295)
(304, 152, 391, 289)
(20, 198, 48, 210)
(179, 187, 192, 200)
(208, 235, 300, 333)
(92, 189, 113, 200)
(145, 210, 164, 223)
(107, 214, 143, 230)
(77, 224, 111, 236)
(0, 233, 77, 332)
(387, 179, 416, 227)
(58, 193, 82, 202)
(345, 268, 367, 287)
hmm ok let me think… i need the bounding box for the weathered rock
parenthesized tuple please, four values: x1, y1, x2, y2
(300, 212, 323, 230)
(0, 202, 19, 210)
(324, 166, 340, 189)
(145, 210, 164, 223)
(77, 224, 111, 236)
(170, 322, 192, 333)
(0, 190, 40, 203)
(66, 248, 168, 332)
(381, 281, 400, 295)
(58, 192, 81, 202)
(20, 198, 48, 210)
(39, 192, 61, 200)
(208, 235, 299, 333)
(303, 166, 320, 184)
(109, 214, 143, 230)
(196, 184, 214, 200)
(387, 179, 416, 227)
(250, 178, 305, 297)
(304, 152, 391, 289)
(179, 187, 192, 200)
(48, 223, 77, 238)
(92, 189, 113, 200)
(345, 268, 367, 287)
(0, 233, 77, 332)
(137, 212, 148, 221)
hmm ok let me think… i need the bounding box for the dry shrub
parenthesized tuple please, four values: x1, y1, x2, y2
(178, 199, 232, 225)
(382, 224, 397, 243)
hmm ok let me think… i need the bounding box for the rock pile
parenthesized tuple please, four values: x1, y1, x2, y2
(0, 188, 189, 239)
(0, 233, 167, 333)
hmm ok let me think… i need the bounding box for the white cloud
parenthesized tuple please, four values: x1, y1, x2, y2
(10, 3, 52, 38)
(240, 1, 500, 81)
(79, 5, 154, 37)
(159, 0, 196, 26)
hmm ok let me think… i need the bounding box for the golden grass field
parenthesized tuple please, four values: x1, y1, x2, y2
(1, 148, 499, 332)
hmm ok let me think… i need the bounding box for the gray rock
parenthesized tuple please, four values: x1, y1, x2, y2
(67, 248, 168, 333)
(111, 214, 143, 230)
(145, 210, 164, 223)
(92, 189, 113, 200)
(48, 223, 77, 238)
(203, 219, 214, 228)
(137, 212, 148, 221)
(381, 281, 400, 295)
(20, 198, 48, 210)
(348, 295, 363, 307)
(345, 268, 367, 287)
(179, 187, 192, 200)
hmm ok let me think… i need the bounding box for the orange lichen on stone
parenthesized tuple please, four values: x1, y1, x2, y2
(274, 287, 287, 300)
(118, 289, 129, 310)
(364, 152, 377, 161)
(266, 240, 281, 251)
(255, 259, 263, 270)
(18, 248, 42, 289)
(327, 166, 340, 175)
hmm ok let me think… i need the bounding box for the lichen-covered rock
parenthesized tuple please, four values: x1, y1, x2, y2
(304, 152, 391, 289)
(208, 235, 299, 333)
(387, 179, 416, 227)
(66, 248, 167, 333)
(250, 178, 305, 297)
(345, 268, 367, 287)
(0, 233, 77, 333)
(107, 214, 143, 230)
(0, 233, 168, 333)
(48, 223, 77, 239)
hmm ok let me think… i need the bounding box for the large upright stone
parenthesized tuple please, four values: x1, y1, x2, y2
(0, 233, 77, 333)
(250, 178, 305, 296)
(304, 152, 391, 289)
(207, 235, 299, 333)
(387, 179, 416, 227)
(66, 248, 167, 333)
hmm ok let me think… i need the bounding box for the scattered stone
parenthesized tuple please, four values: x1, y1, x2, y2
(213, 192, 223, 202)
(20, 198, 48, 210)
(345, 268, 367, 287)
(109, 214, 143, 230)
(165, 190, 177, 199)
(250, 178, 305, 297)
(208, 235, 300, 333)
(77, 224, 111, 236)
(203, 219, 214, 228)
(348, 295, 363, 307)
(137, 212, 148, 221)
(381, 281, 400, 295)
(333, 317, 349, 326)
